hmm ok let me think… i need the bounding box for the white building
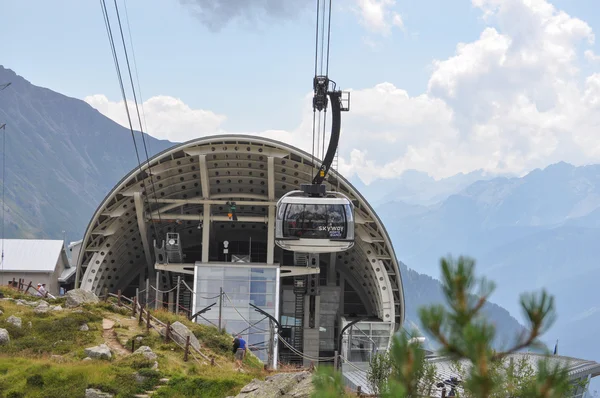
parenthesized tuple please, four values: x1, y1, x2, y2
(0, 239, 74, 295)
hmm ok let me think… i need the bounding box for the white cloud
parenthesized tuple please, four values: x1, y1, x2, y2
(86, 0, 600, 184)
(84, 94, 226, 142)
(585, 50, 600, 63)
(354, 0, 404, 36)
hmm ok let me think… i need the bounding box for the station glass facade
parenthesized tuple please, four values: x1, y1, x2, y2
(193, 265, 279, 363)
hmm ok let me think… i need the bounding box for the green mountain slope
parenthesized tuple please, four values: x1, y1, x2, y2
(0, 65, 173, 242)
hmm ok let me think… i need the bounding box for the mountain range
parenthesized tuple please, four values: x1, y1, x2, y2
(375, 161, 600, 365)
(0, 65, 172, 243)
(0, 65, 590, 360)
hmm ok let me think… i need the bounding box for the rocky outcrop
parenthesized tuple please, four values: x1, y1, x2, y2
(66, 289, 99, 308)
(133, 345, 158, 361)
(34, 301, 50, 314)
(6, 315, 22, 328)
(84, 344, 112, 360)
(85, 388, 114, 398)
(0, 328, 9, 345)
(234, 372, 313, 398)
(161, 321, 200, 352)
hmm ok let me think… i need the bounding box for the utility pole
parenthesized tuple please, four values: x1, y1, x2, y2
(0, 82, 10, 286)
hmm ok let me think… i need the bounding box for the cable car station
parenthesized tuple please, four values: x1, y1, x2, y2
(74, 135, 404, 372)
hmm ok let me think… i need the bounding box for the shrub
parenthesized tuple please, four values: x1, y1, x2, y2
(314, 255, 573, 398)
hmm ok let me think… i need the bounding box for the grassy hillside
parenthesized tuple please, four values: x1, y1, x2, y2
(0, 288, 266, 398)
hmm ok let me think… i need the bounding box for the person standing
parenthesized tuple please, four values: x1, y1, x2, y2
(234, 334, 246, 369)
(232, 334, 240, 358)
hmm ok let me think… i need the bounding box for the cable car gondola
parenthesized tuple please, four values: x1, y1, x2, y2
(275, 74, 352, 253)
(275, 0, 353, 254)
(275, 190, 354, 253)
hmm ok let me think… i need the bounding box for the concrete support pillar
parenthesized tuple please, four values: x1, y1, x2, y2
(202, 203, 211, 262)
(267, 205, 275, 264)
(328, 253, 337, 286)
(303, 295, 321, 367)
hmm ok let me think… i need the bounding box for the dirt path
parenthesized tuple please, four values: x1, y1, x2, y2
(102, 318, 130, 357)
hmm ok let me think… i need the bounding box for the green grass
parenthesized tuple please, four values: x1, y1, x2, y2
(0, 300, 103, 356)
(152, 371, 255, 398)
(0, 289, 270, 397)
(0, 287, 65, 306)
(0, 358, 155, 398)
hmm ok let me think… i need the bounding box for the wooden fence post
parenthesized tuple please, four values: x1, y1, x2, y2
(184, 335, 190, 362)
(164, 321, 171, 343)
(103, 287, 108, 302)
(175, 276, 180, 315)
(25, 281, 32, 294)
(168, 291, 174, 313)
(117, 290, 122, 306)
(131, 339, 135, 352)
(146, 307, 151, 332)
(356, 385, 362, 397)
(132, 296, 137, 317)
(138, 303, 144, 325)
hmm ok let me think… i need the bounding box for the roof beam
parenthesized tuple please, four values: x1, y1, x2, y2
(185, 144, 289, 158)
(268, 156, 275, 201)
(199, 155, 210, 199)
(134, 192, 155, 279)
(147, 213, 268, 223)
(148, 198, 276, 218)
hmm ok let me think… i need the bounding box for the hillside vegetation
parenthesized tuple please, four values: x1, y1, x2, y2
(0, 287, 266, 398)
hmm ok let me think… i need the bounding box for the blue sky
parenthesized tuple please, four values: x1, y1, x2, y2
(2, 0, 482, 131)
(3, 0, 600, 182)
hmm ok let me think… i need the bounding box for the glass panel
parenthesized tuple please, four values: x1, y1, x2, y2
(194, 264, 278, 363)
(282, 203, 348, 239)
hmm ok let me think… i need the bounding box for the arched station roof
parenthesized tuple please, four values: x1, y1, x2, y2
(76, 135, 405, 328)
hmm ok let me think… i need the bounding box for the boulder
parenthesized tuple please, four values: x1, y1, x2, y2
(79, 323, 90, 331)
(134, 372, 149, 384)
(51, 305, 63, 311)
(34, 302, 50, 314)
(84, 344, 112, 360)
(85, 388, 114, 398)
(0, 328, 9, 345)
(66, 289, 99, 308)
(234, 371, 313, 398)
(133, 345, 158, 360)
(6, 315, 21, 328)
(161, 321, 200, 351)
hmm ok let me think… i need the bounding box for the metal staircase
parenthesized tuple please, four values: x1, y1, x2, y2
(170, 273, 192, 318)
(291, 276, 306, 364)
